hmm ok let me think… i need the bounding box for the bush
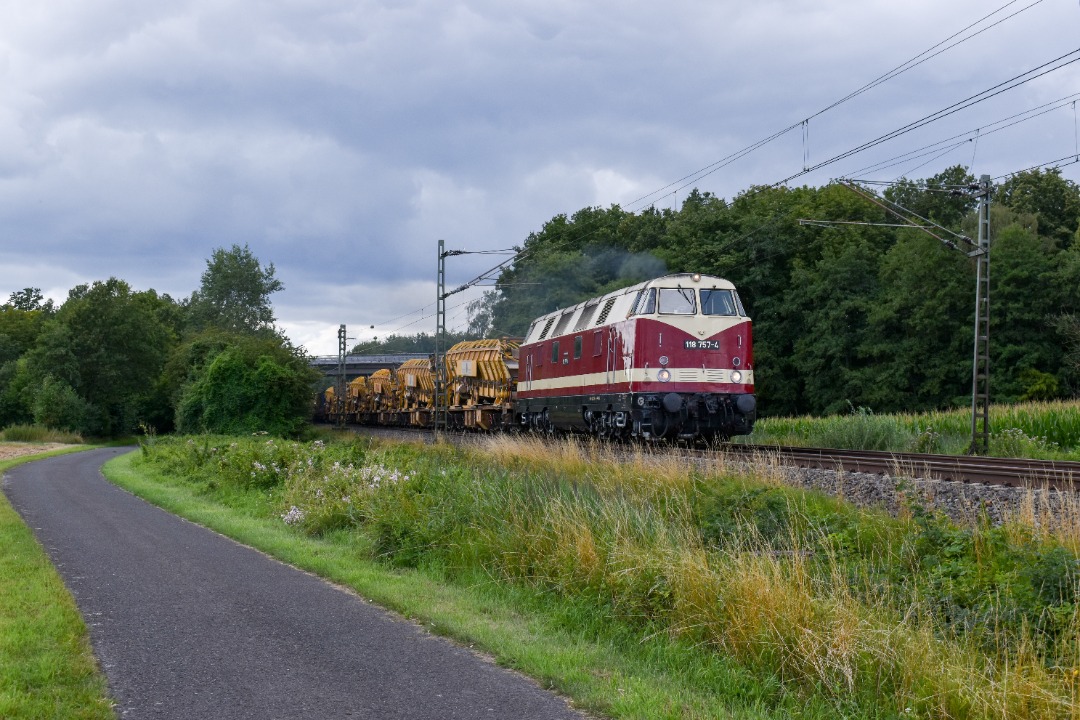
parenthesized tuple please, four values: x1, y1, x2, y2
(175, 334, 319, 437)
(30, 375, 88, 432)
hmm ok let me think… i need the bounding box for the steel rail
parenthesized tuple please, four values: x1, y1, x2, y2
(723, 445, 1080, 490)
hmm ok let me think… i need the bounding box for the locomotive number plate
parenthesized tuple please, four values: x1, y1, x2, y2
(684, 340, 720, 350)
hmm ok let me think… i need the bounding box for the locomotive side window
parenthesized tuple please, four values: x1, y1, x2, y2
(632, 288, 656, 315)
(658, 288, 695, 315)
(573, 335, 582, 359)
(733, 290, 747, 317)
(535, 344, 544, 366)
(701, 289, 737, 316)
(551, 340, 560, 364)
(592, 330, 603, 356)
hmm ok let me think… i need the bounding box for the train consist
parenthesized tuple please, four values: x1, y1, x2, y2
(321, 273, 757, 441)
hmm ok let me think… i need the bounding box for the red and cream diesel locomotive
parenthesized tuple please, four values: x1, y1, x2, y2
(515, 273, 757, 441)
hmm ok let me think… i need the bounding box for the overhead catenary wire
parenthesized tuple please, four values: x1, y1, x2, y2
(436, 38, 1078, 331)
(348, 0, 1056, 341)
(624, 0, 1048, 209)
(775, 47, 1080, 186)
(834, 180, 976, 250)
(993, 153, 1080, 181)
(847, 92, 1080, 177)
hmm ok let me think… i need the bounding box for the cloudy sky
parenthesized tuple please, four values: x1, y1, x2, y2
(2, 0, 1077, 355)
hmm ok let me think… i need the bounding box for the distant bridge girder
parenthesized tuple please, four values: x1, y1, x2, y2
(308, 354, 429, 383)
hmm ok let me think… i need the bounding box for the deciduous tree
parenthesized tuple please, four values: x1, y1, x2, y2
(187, 244, 283, 335)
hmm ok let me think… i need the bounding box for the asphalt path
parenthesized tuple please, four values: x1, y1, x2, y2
(3, 448, 584, 719)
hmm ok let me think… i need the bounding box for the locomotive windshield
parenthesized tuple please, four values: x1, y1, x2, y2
(632, 288, 656, 315)
(658, 288, 696, 315)
(701, 289, 737, 316)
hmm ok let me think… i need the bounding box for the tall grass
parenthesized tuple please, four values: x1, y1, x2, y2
(749, 400, 1080, 458)
(0, 424, 83, 444)
(137, 433, 1080, 719)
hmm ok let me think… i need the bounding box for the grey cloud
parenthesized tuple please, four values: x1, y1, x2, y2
(1, 0, 1076, 354)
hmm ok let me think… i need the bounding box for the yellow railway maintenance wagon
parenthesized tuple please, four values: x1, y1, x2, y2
(346, 376, 370, 423)
(368, 368, 404, 425)
(399, 357, 437, 427)
(445, 338, 520, 430)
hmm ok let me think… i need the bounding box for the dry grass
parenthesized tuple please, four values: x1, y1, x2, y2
(1011, 479, 1080, 554)
(474, 434, 1080, 718)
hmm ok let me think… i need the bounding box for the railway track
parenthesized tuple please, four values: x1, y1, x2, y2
(721, 445, 1080, 490)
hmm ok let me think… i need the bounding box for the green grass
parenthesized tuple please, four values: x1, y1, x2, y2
(103, 449, 821, 719)
(121, 433, 1080, 719)
(0, 447, 113, 720)
(745, 400, 1080, 458)
(0, 424, 84, 444)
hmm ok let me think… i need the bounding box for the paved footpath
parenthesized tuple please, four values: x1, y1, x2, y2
(3, 448, 584, 719)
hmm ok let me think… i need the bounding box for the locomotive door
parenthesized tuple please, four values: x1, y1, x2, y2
(605, 326, 616, 385)
(524, 351, 533, 392)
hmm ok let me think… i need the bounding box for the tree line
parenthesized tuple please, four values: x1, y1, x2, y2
(0, 245, 318, 437)
(396, 165, 1078, 418)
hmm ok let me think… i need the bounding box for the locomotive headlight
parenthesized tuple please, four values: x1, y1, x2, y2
(657, 369, 671, 383)
(730, 370, 743, 384)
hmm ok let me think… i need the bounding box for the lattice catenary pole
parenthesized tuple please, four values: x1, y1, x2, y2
(969, 175, 992, 455)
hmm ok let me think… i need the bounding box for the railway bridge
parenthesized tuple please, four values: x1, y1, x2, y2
(308, 354, 429, 383)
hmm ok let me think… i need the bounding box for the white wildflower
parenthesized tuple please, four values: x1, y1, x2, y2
(281, 506, 305, 525)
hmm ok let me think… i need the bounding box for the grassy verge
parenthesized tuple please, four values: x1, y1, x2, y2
(118, 432, 1080, 719)
(745, 400, 1080, 458)
(104, 448, 810, 719)
(0, 446, 113, 720)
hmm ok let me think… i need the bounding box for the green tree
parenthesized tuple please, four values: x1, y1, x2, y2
(990, 209, 1072, 401)
(175, 332, 319, 436)
(1053, 314, 1080, 377)
(187, 244, 283, 334)
(884, 166, 977, 230)
(0, 292, 53, 359)
(6, 288, 44, 311)
(862, 231, 972, 411)
(31, 375, 87, 431)
(787, 227, 884, 414)
(25, 279, 172, 436)
(0, 358, 34, 427)
(997, 168, 1080, 247)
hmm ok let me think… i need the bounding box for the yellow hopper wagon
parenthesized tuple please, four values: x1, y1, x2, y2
(323, 385, 343, 424)
(445, 338, 520, 430)
(368, 368, 405, 425)
(346, 376, 370, 423)
(399, 357, 438, 427)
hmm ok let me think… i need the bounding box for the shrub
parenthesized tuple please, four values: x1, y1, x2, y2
(175, 333, 319, 437)
(30, 375, 88, 432)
